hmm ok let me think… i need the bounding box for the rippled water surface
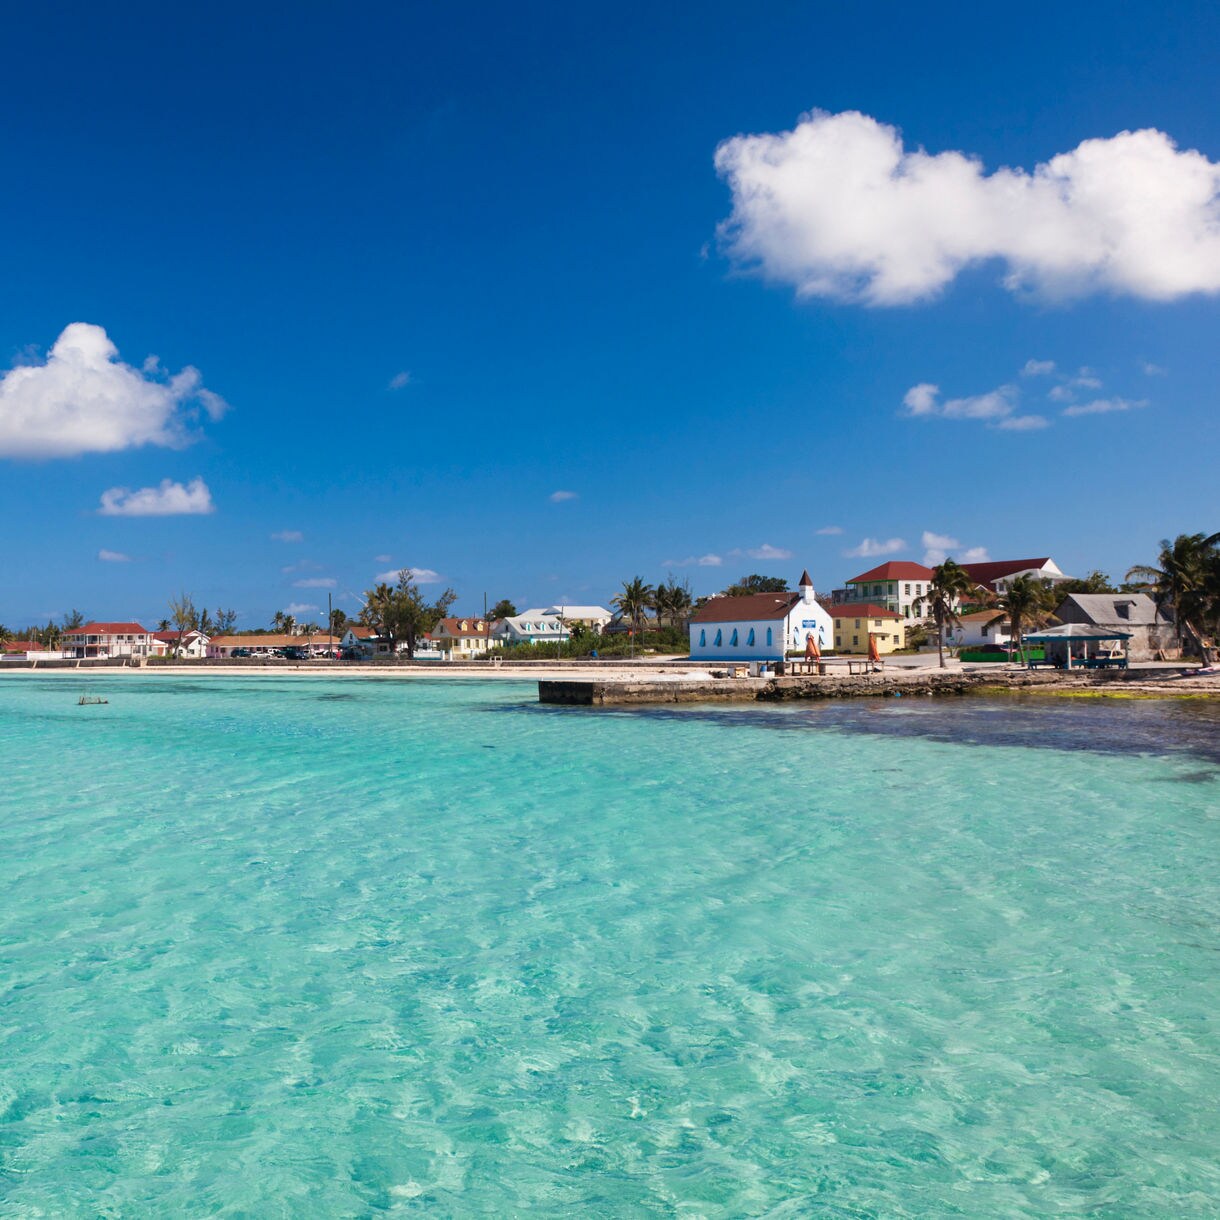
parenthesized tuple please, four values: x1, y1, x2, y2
(1, 677, 1218, 1216)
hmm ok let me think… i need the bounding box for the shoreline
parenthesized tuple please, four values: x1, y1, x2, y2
(4, 660, 1217, 700)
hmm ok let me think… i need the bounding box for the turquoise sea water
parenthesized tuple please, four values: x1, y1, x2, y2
(1, 677, 1218, 1217)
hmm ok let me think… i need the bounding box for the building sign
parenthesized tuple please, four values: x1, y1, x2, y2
(801, 620, 819, 628)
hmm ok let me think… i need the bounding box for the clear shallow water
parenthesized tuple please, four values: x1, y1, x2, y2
(1, 677, 1218, 1217)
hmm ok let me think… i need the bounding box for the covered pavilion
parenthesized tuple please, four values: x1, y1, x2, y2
(1023, 623, 1133, 670)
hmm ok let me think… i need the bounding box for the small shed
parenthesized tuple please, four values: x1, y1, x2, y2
(1023, 623, 1133, 670)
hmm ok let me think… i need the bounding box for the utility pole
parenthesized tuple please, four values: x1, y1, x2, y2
(328, 592, 333, 660)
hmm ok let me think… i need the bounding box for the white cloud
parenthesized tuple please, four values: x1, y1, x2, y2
(942, 386, 1018, 420)
(283, 602, 318, 616)
(715, 109, 1220, 304)
(293, 577, 337, 588)
(921, 531, 993, 566)
(845, 537, 906, 558)
(373, 554, 391, 564)
(0, 323, 226, 458)
(1022, 359, 1056, 376)
(1048, 384, 1075, 403)
(98, 549, 131, 563)
(747, 543, 792, 560)
(902, 383, 940, 416)
(549, 490, 578, 503)
(98, 477, 215, 517)
(388, 371, 411, 390)
(1141, 361, 1166, 376)
(903, 382, 1018, 421)
(375, 566, 442, 584)
(663, 553, 723, 568)
(921, 531, 958, 566)
(271, 529, 303, 543)
(815, 525, 843, 536)
(1062, 397, 1148, 417)
(995, 414, 1050, 430)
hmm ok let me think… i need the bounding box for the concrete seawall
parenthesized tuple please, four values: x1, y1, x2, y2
(537, 669, 1140, 706)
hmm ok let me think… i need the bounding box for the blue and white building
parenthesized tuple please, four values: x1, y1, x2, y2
(689, 570, 832, 661)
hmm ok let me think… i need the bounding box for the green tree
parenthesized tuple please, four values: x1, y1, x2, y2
(328, 607, 348, 636)
(489, 599, 517, 620)
(997, 575, 1058, 664)
(654, 576, 693, 630)
(272, 610, 287, 632)
(1054, 569, 1115, 596)
(212, 608, 238, 636)
(915, 558, 976, 668)
(63, 609, 85, 630)
(612, 577, 655, 637)
(360, 569, 458, 658)
(168, 592, 198, 658)
(1126, 532, 1220, 662)
(722, 574, 787, 596)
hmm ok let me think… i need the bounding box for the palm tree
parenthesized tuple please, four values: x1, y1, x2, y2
(612, 577, 655, 639)
(997, 575, 1057, 664)
(915, 558, 977, 668)
(272, 610, 287, 633)
(1127, 532, 1220, 663)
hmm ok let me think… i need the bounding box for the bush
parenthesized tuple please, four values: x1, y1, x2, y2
(487, 627, 690, 660)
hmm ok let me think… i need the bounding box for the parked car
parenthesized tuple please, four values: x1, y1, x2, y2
(282, 646, 308, 660)
(231, 647, 252, 658)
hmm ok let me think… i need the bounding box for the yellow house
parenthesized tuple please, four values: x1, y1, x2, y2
(828, 603, 906, 654)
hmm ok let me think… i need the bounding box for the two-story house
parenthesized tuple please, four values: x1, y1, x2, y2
(62, 622, 152, 659)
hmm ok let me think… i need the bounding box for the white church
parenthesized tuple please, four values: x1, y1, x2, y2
(689, 570, 832, 662)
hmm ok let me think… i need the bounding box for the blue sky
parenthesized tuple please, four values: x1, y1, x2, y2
(2, 2, 1218, 628)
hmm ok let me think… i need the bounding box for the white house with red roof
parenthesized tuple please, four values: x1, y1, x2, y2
(62, 622, 152, 659)
(150, 629, 210, 659)
(840, 561, 935, 620)
(961, 557, 1069, 594)
(689, 570, 831, 661)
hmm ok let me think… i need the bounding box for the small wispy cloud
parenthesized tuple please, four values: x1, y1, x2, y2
(283, 602, 318, 616)
(98, 549, 131, 563)
(1063, 397, 1148, 417)
(1021, 359, 1056, 376)
(373, 554, 391, 564)
(663, 553, 723, 568)
(98, 477, 214, 517)
(815, 525, 843, 536)
(748, 543, 792, 561)
(271, 529, 303, 543)
(1141, 361, 1166, 376)
(845, 537, 906, 559)
(995, 414, 1049, 430)
(375, 566, 442, 584)
(549, 490, 578, 503)
(292, 577, 337, 588)
(388, 371, 411, 390)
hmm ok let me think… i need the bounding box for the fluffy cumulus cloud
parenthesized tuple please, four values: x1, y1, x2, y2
(845, 537, 906, 559)
(98, 549, 131, 562)
(375, 566, 441, 584)
(902, 382, 1046, 430)
(98, 477, 215, 517)
(921, 531, 990, 566)
(663, 553, 723, 568)
(715, 110, 1220, 304)
(0, 323, 226, 458)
